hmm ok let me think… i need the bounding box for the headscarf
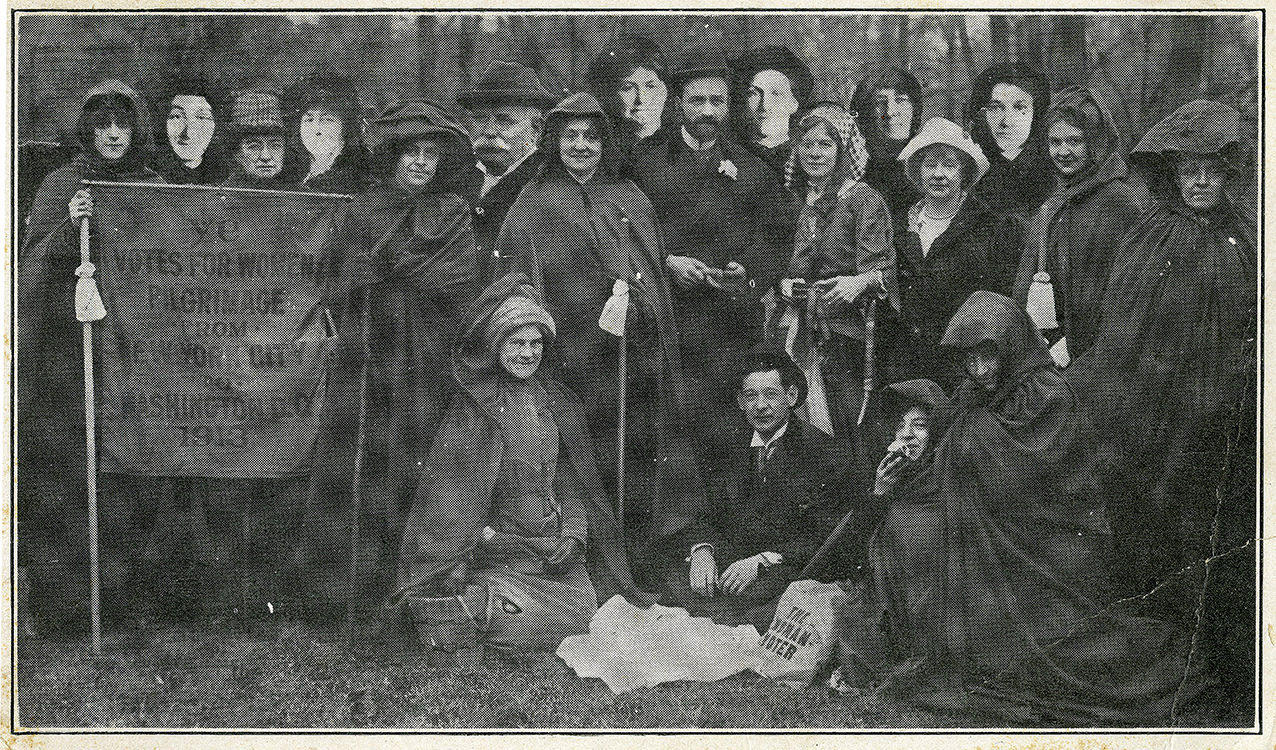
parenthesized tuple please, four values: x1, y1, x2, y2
(457, 273, 554, 378)
(1045, 85, 1124, 185)
(850, 66, 924, 162)
(783, 104, 869, 195)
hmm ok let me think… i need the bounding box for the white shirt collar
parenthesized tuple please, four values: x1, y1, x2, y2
(750, 420, 789, 450)
(681, 126, 717, 152)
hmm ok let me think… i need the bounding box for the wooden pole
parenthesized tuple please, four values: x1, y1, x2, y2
(80, 218, 101, 656)
(347, 286, 372, 649)
(616, 328, 627, 543)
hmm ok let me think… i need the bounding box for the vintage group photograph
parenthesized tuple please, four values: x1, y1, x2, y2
(10, 9, 1262, 733)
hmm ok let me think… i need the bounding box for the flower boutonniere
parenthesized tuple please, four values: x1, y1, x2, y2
(717, 159, 738, 180)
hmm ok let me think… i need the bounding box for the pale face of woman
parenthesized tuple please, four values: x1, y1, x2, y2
(167, 94, 215, 165)
(983, 82, 1034, 159)
(618, 66, 667, 136)
(300, 106, 345, 160)
(747, 69, 800, 141)
(1175, 154, 1227, 212)
(918, 144, 965, 202)
(888, 405, 931, 461)
(874, 88, 914, 142)
(500, 324, 544, 380)
(797, 121, 838, 185)
(93, 114, 133, 161)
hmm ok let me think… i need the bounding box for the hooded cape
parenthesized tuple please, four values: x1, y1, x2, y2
(964, 64, 1054, 219)
(305, 111, 478, 604)
(397, 274, 642, 604)
(1012, 86, 1147, 360)
(17, 81, 163, 502)
(840, 291, 1211, 726)
(1065, 101, 1256, 627)
(495, 93, 706, 550)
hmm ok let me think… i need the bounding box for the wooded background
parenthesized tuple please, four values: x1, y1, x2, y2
(16, 12, 1260, 195)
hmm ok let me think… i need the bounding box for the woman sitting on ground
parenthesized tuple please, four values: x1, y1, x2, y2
(831, 291, 1215, 727)
(397, 274, 641, 651)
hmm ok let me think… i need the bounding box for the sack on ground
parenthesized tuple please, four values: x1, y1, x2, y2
(473, 568, 596, 654)
(750, 579, 846, 685)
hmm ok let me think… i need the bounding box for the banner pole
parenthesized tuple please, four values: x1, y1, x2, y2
(347, 286, 372, 649)
(80, 218, 102, 656)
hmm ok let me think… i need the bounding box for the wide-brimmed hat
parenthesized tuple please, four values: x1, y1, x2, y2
(898, 117, 989, 184)
(1132, 99, 1240, 161)
(456, 61, 558, 110)
(365, 100, 470, 156)
(670, 45, 732, 89)
(226, 88, 286, 142)
(729, 45, 814, 108)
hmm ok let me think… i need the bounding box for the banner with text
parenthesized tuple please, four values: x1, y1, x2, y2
(90, 182, 347, 478)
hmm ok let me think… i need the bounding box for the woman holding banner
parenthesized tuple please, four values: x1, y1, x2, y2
(17, 80, 169, 633)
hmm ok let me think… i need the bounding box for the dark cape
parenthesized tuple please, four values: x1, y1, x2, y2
(18, 81, 164, 507)
(895, 195, 1020, 390)
(964, 64, 1054, 220)
(495, 94, 706, 567)
(836, 292, 1213, 727)
(1065, 102, 1256, 708)
(397, 274, 642, 605)
(151, 145, 227, 186)
(1012, 87, 1147, 361)
(306, 182, 477, 606)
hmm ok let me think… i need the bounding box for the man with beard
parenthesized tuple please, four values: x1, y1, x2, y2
(221, 87, 294, 189)
(631, 47, 789, 417)
(459, 61, 560, 286)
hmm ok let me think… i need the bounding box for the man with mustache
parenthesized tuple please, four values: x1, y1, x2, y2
(458, 60, 559, 286)
(221, 87, 294, 189)
(631, 46, 789, 421)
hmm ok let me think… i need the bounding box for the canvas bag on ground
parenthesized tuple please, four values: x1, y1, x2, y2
(751, 579, 846, 685)
(472, 568, 597, 654)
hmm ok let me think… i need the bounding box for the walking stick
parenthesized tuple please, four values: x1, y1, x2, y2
(599, 279, 631, 544)
(75, 211, 107, 655)
(347, 286, 372, 649)
(857, 297, 880, 426)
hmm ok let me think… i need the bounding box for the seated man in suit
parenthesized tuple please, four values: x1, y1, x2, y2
(664, 349, 853, 631)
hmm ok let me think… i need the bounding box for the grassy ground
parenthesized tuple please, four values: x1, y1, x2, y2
(15, 616, 949, 729)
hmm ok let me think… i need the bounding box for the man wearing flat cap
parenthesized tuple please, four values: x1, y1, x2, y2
(730, 44, 814, 175)
(222, 87, 294, 189)
(458, 60, 561, 286)
(631, 46, 790, 423)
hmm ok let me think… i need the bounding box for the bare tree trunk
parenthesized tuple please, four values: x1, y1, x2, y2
(988, 15, 1011, 68)
(1048, 15, 1088, 89)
